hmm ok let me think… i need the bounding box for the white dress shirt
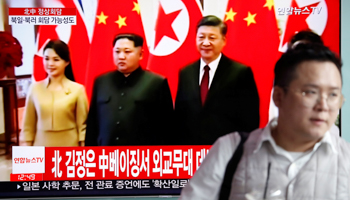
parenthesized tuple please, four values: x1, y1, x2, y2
(255, 119, 337, 181)
(199, 54, 221, 88)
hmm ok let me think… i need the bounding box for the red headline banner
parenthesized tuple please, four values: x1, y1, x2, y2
(9, 8, 76, 16)
(43, 146, 211, 181)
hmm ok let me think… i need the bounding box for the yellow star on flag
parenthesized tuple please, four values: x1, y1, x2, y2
(115, 15, 127, 28)
(132, 2, 140, 14)
(225, 8, 237, 22)
(244, 12, 256, 26)
(96, 11, 108, 24)
(264, 0, 274, 11)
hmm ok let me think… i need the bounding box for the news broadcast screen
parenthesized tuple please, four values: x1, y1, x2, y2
(0, 0, 340, 199)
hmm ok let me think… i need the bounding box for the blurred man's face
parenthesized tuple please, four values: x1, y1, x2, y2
(196, 25, 226, 64)
(113, 38, 143, 76)
(276, 61, 342, 142)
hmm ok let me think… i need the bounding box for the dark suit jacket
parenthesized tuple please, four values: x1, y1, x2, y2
(175, 54, 260, 145)
(85, 67, 173, 146)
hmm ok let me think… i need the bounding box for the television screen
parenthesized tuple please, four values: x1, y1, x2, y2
(0, 0, 340, 199)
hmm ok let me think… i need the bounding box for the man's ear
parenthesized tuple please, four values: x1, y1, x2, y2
(273, 86, 284, 108)
(139, 48, 144, 60)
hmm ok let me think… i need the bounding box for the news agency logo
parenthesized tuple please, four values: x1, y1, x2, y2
(13, 157, 44, 164)
(277, 6, 322, 15)
(12, 146, 45, 174)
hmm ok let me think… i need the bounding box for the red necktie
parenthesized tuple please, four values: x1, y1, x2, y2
(200, 65, 210, 105)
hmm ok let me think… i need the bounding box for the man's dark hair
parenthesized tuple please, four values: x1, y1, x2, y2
(288, 30, 324, 49)
(274, 43, 342, 88)
(112, 33, 144, 47)
(196, 15, 227, 37)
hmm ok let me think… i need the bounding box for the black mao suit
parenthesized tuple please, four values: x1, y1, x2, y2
(85, 67, 173, 146)
(175, 54, 260, 145)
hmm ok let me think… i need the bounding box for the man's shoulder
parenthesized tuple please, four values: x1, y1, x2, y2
(142, 69, 166, 81)
(213, 132, 241, 153)
(326, 133, 350, 164)
(93, 71, 117, 86)
(221, 54, 249, 70)
(180, 60, 200, 73)
(214, 128, 262, 152)
(334, 134, 350, 151)
(97, 71, 116, 80)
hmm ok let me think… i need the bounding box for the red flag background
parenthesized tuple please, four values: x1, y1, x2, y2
(222, 0, 280, 127)
(320, 0, 340, 54)
(279, 0, 339, 54)
(30, 0, 340, 129)
(145, 0, 203, 100)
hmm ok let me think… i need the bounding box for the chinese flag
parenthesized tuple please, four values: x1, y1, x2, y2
(222, 0, 280, 127)
(84, 0, 149, 100)
(145, 0, 203, 101)
(280, 0, 339, 54)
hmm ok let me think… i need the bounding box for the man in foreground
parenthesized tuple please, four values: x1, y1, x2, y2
(180, 43, 349, 199)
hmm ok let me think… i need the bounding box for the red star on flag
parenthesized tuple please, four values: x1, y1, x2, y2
(154, 4, 182, 49)
(281, 0, 320, 48)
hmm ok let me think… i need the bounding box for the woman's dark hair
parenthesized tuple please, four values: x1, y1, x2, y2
(43, 40, 75, 82)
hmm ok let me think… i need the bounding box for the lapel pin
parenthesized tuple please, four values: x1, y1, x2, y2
(65, 88, 71, 95)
